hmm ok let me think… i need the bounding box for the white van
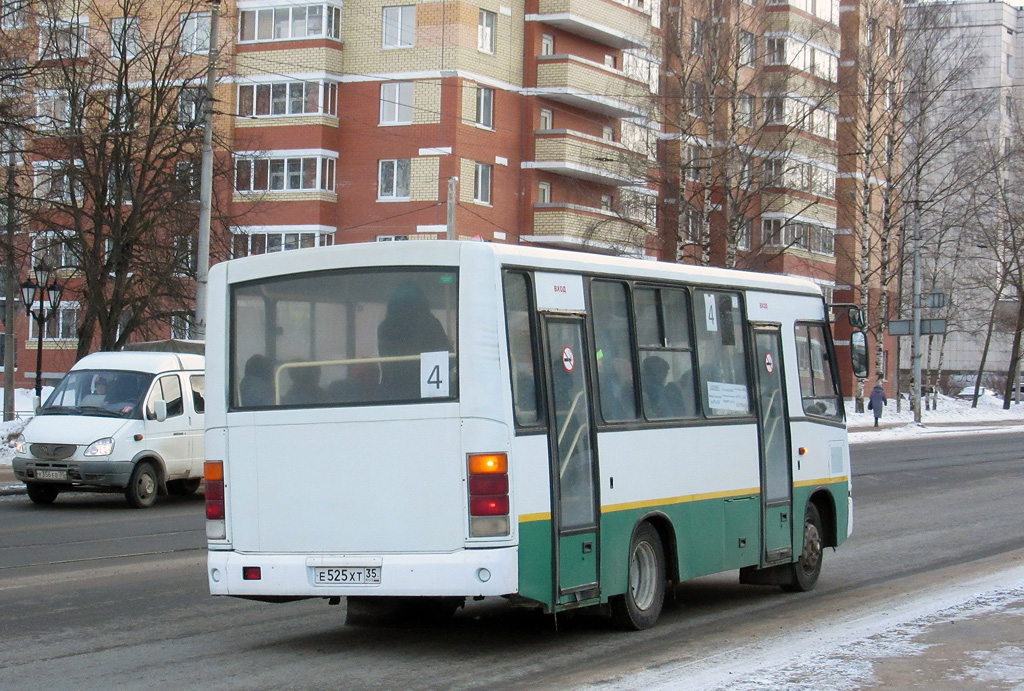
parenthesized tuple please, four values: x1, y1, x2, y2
(12, 348, 205, 508)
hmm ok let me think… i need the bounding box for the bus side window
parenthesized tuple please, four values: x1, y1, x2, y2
(590, 279, 638, 422)
(635, 287, 698, 420)
(503, 272, 542, 426)
(795, 322, 841, 419)
(694, 290, 750, 416)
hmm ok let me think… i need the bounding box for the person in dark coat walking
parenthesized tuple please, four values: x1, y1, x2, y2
(868, 381, 887, 427)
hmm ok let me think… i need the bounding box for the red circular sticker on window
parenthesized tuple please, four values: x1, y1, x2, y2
(765, 352, 775, 374)
(562, 346, 575, 372)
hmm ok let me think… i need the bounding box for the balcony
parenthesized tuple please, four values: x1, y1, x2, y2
(525, 131, 646, 186)
(531, 56, 648, 118)
(529, 0, 651, 50)
(529, 204, 651, 252)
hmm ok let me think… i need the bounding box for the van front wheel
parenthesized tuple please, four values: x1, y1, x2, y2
(125, 462, 158, 508)
(27, 483, 60, 505)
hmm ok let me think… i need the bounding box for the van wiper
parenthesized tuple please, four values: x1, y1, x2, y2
(77, 406, 125, 418)
(38, 406, 76, 415)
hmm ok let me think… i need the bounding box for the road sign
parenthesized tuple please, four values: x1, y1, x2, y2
(888, 318, 947, 336)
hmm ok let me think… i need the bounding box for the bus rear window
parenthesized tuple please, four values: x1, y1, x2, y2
(231, 268, 458, 409)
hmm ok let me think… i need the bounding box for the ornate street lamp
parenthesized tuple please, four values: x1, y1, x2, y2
(19, 262, 64, 401)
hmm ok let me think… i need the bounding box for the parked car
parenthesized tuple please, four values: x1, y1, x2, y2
(12, 347, 205, 507)
(955, 386, 998, 400)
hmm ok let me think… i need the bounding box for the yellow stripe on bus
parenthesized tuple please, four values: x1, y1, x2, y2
(517, 476, 849, 524)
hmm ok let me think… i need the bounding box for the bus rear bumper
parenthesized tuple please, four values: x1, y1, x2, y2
(207, 547, 519, 598)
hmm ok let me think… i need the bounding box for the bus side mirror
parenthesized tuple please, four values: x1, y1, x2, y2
(850, 331, 868, 379)
(152, 399, 168, 422)
(848, 307, 866, 329)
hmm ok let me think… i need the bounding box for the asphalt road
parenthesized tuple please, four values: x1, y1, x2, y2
(1, 431, 1022, 690)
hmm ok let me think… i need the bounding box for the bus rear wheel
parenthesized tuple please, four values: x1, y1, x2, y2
(610, 522, 665, 630)
(783, 503, 824, 592)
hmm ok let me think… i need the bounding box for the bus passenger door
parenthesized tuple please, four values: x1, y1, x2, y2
(543, 316, 600, 603)
(752, 326, 793, 563)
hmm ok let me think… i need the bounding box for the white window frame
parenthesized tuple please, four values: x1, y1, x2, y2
(382, 5, 415, 49)
(736, 217, 751, 251)
(111, 16, 142, 60)
(238, 4, 342, 43)
(33, 230, 75, 270)
(231, 227, 335, 257)
(28, 301, 80, 341)
(539, 107, 553, 130)
(475, 86, 493, 128)
(378, 158, 411, 200)
(537, 181, 551, 204)
(540, 33, 554, 56)
(178, 87, 205, 128)
(737, 92, 754, 128)
(380, 81, 413, 124)
(767, 37, 786, 66)
(474, 161, 492, 204)
(34, 161, 83, 202)
(180, 12, 211, 54)
(478, 9, 495, 54)
(1, 0, 28, 30)
(739, 30, 755, 66)
(235, 153, 338, 193)
(40, 17, 89, 60)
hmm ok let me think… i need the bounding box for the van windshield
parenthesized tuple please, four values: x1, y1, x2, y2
(41, 370, 154, 419)
(231, 267, 458, 409)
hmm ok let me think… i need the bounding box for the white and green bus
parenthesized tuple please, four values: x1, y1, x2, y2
(205, 241, 858, 629)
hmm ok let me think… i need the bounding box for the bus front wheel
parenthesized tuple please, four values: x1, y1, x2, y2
(783, 503, 824, 592)
(610, 522, 665, 630)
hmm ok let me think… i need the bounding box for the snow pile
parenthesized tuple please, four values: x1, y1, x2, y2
(846, 392, 1024, 429)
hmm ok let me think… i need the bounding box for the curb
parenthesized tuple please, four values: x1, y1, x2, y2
(0, 483, 26, 496)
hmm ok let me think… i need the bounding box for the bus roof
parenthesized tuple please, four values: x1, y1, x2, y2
(220, 241, 824, 297)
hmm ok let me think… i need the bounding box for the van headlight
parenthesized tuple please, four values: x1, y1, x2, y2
(12, 434, 25, 454)
(84, 437, 115, 457)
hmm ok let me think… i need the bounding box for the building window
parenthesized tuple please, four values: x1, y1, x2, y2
(737, 92, 754, 127)
(238, 4, 342, 42)
(887, 26, 897, 57)
(537, 181, 551, 203)
(232, 230, 334, 257)
(764, 95, 784, 124)
(736, 218, 751, 250)
(378, 158, 411, 199)
(601, 194, 613, 212)
(174, 161, 199, 201)
(177, 87, 205, 128)
(235, 155, 337, 192)
(604, 54, 616, 69)
(684, 144, 704, 181)
(106, 164, 135, 205)
(35, 163, 83, 202)
(602, 125, 614, 141)
(476, 86, 493, 128)
(37, 92, 72, 130)
(238, 81, 336, 118)
(33, 231, 74, 269)
(474, 162, 492, 204)
(767, 37, 786, 65)
(681, 208, 700, 243)
(540, 33, 554, 56)
(691, 19, 705, 56)
(171, 312, 195, 340)
(763, 158, 782, 186)
(1, 0, 28, 30)
(739, 30, 755, 66)
(111, 16, 141, 60)
(382, 5, 415, 48)
(180, 12, 210, 54)
(29, 302, 79, 340)
(761, 218, 782, 246)
(478, 9, 495, 54)
(539, 107, 553, 130)
(173, 235, 196, 276)
(41, 17, 89, 60)
(687, 83, 706, 118)
(380, 81, 413, 124)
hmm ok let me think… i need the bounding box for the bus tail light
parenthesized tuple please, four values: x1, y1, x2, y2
(205, 460, 226, 539)
(468, 453, 509, 537)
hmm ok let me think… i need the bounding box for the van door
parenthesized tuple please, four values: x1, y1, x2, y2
(144, 374, 190, 478)
(542, 316, 600, 604)
(752, 326, 793, 563)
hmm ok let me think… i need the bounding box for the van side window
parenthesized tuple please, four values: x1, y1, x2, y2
(148, 375, 184, 418)
(190, 375, 206, 414)
(694, 290, 750, 416)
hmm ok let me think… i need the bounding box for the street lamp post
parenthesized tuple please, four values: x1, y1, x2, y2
(19, 263, 63, 402)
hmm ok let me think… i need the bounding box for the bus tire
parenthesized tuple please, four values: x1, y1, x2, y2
(610, 522, 665, 630)
(125, 461, 159, 509)
(167, 478, 201, 496)
(783, 503, 824, 592)
(26, 483, 60, 505)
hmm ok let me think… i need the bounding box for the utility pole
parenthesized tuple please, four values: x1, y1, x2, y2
(911, 199, 923, 424)
(446, 177, 458, 240)
(4, 145, 17, 421)
(194, 0, 221, 340)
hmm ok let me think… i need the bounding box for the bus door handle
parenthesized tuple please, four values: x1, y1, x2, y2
(582, 541, 593, 554)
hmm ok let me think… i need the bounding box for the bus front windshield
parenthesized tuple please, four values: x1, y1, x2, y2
(231, 267, 458, 409)
(41, 370, 154, 419)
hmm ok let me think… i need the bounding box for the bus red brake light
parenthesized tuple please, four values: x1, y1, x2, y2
(468, 452, 509, 537)
(205, 461, 226, 535)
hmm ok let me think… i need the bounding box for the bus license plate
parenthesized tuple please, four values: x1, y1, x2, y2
(35, 470, 67, 481)
(313, 567, 381, 585)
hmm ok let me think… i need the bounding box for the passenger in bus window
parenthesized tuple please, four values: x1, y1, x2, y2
(378, 282, 451, 399)
(239, 354, 274, 406)
(283, 365, 326, 405)
(326, 362, 381, 404)
(641, 355, 684, 419)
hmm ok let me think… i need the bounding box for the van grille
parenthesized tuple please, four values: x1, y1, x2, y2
(30, 443, 77, 460)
